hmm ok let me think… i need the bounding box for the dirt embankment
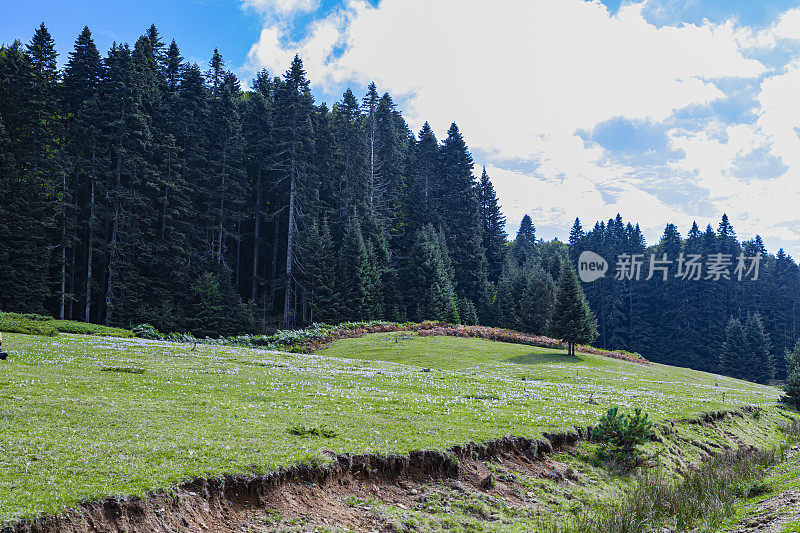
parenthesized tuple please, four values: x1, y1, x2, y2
(4, 409, 765, 533)
(5, 430, 587, 533)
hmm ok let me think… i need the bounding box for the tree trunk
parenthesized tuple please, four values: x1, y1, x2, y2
(85, 170, 95, 323)
(269, 213, 280, 314)
(105, 200, 119, 326)
(251, 160, 262, 302)
(283, 163, 297, 328)
(161, 148, 171, 240)
(106, 133, 123, 326)
(217, 151, 226, 263)
(68, 243, 76, 319)
(59, 172, 67, 319)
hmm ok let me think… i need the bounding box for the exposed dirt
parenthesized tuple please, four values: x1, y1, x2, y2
(4, 430, 586, 533)
(3, 409, 766, 533)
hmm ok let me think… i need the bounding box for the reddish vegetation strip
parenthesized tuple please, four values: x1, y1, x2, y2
(302, 321, 649, 365)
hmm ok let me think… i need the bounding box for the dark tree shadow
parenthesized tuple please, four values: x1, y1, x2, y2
(507, 352, 580, 365)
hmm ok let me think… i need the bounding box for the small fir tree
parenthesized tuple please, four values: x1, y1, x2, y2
(547, 259, 598, 355)
(784, 340, 800, 407)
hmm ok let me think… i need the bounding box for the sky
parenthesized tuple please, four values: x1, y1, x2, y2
(5, 0, 800, 256)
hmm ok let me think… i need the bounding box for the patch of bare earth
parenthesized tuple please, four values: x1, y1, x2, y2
(5, 432, 585, 533)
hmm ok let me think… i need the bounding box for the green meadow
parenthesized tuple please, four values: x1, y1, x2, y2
(0, 331, 782, 522)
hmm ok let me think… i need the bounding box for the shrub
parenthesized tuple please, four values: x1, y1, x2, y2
(0, 314, 58, 337)
(287, 425, 337, 438)
(132, 323, 164, 340)
(593, 407, 654, 454)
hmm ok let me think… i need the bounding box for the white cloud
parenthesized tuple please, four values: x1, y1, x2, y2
(242, 0, 318, 15)
(243, 0, 800, 253)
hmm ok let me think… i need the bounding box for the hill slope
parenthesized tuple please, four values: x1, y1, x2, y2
(0, 331, 782, 523)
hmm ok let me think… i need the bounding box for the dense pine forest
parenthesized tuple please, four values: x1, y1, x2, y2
(1, 24, 799, 382)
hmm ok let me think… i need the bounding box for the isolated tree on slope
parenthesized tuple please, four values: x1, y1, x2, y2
(783, 341, 800, 406)
(548, 259, 598, 356)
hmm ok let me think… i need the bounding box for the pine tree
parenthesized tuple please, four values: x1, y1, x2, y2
(405, 122, 438, 233)
(401, 225, 459, 323)
(721, 318, 748, 379)
(548, 259, 598, 355)
(513, 215, 536, 266)
(338, 214, 372, 321)
(478, 167, 507, 283)
(306, 219, 338, 323)
(187, 270, 254, 338)
(784, 340, 800, 407)
(568, 217, 585, 264)
(275, 55, 315, 327)
(437, 122, 489, 314)
(744, 313, 774, 384)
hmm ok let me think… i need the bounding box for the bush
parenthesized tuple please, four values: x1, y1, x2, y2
(0, 314, 58, 337)
(132, 323, 164, 340)
(593, 407, 654, 454)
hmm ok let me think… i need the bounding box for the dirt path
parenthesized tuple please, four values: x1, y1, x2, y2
(729, 446, 800, 533)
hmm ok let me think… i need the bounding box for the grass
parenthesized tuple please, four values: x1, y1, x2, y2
(567, 447, 781, 532)
(0, 312, 132, 338)
(0, 330, 783, 523)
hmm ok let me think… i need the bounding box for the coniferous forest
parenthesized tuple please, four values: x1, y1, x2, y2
(1, 24, 799, 383)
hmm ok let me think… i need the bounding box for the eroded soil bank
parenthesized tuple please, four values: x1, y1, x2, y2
(5, 407, 796, 533)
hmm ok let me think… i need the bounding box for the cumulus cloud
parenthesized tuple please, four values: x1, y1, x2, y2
(242, 0, 800, 254)
(242, 0, 318, 15)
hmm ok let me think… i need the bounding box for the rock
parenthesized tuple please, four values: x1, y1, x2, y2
(409, 488, 418, 496)
(451, 481, 466, 493)
(526, 491, 535, 499)
(480, 474, 495, 491)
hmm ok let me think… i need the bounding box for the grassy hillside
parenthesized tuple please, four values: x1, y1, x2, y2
(0, 331, 782, 522)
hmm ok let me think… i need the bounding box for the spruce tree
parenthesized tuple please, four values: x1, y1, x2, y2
(547, 259, 598, 355)
(478, 167, 507, 283)
(306, 219, 339, 323)
(721, 318, 748, 379)
(513, 215, 536, 266)
(338, 214, 372, 321)
(437, 122, 489, 314)
(401, 225, 459, 323)
(784, 340, 800, 407)
(744, 313, 774, 384)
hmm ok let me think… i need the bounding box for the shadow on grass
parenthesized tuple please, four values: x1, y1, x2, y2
(507, 352, 580, 365)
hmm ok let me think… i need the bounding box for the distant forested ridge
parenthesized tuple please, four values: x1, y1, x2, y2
(569, 215, 799, 380)
(1, 24, 798, 382)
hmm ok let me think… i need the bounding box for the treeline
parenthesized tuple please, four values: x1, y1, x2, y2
(2, 23, 565, 336)
(569, 214, 800, 381)
(3, 24, 799, 385)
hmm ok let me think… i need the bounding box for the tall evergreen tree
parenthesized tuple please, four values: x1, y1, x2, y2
(478, 167, 507, 283)
(548, 259, 598, 355)
(744, 313, 774, 384)
(721, 317, 749, 379)
(512, 215, 536, 266)
(437, 123, 489, 314)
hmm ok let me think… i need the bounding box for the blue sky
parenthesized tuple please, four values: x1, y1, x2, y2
(6, 0, 800, 256)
